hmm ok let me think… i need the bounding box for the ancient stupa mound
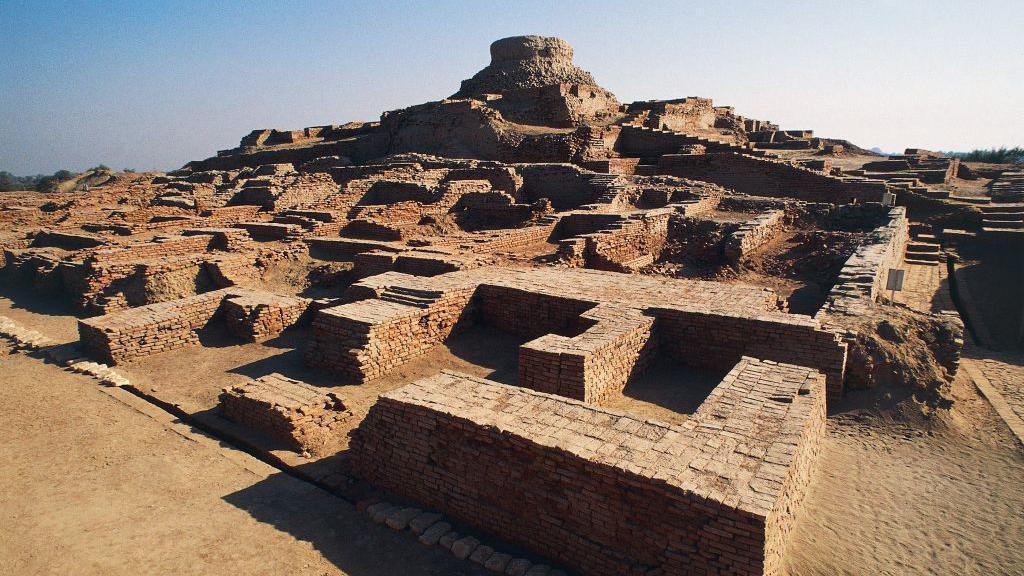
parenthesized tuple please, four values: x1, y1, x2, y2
(453, 35, 602, 97)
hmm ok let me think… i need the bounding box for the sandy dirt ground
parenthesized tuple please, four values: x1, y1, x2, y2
(0, 344, 485, 576)
(786, 374, 1024, 575)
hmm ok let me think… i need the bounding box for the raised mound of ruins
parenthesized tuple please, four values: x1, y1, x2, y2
(2, 34, 1023, 576)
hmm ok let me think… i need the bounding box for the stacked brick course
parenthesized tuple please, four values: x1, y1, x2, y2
(219, 373, 353, 454)
(351, 359, 826, 576)
(724, 209, 786, 263)
(223, 292, 311, 341)
(659, 152, 891, 204)
(78, 287, 300, 364)
(557, 209, 671, 272)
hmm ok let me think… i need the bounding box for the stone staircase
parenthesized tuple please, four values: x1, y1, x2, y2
(587, 173, 627, 204)
(903, 234, 941, 266)
(980, 203, 1024, 234)
(379, 286, 445, 309)
(990, 170, 1024, 202)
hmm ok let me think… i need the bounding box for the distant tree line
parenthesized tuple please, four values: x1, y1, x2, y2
(948, 147, 1024, 164)
(0, 165, 112, 192)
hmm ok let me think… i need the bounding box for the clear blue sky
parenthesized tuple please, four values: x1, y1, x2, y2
(2, 0, 1022, 174)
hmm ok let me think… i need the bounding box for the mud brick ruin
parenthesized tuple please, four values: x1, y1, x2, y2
(8, 33, 1018, 576)
(220, 373, 353, 455)
(351, 361, 824, 576)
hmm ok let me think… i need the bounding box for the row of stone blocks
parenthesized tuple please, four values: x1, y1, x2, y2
(350, 358, 827, 576)
(78, 288, 311, 364)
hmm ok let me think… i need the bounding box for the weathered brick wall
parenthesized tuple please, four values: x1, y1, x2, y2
(223, 292, 311, 341)
(78, 288, 233, 364)
(516, 164, 596, 209)
(77, 288, 294, 364)
(474, 284, 594, 338)
(724, 210, 786, 263)
(86, 235, 215, 266)
(304, 287, 476, 380)
(351, 361, 826, 576)
(655, 306, 848, 399)
(519, 305, 656, 403)
(219, 373, 353, 454)
(817, 207, 909, 317)
(584, 209, 671, 272)
(659, 152, 891, 204)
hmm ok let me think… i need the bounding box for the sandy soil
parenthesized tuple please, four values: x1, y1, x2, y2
(0, 344, 484, 576)
(785, 373, 1024, 575)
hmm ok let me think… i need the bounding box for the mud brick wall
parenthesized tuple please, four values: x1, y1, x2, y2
(671, 193, 722, 218)
(474, 284, 595, 339)
(219, 373, 353, 455)
(223, 292, 311, 341)
(654, 307, 848, 399)
(234, 222, 303, 241)
(817, 207, 909, 316)
(519, 305, 656, 403)
(351, 362, 826, 576)
(583, 209, 671, 271)
(516, 163, 595, 209)
(462, 222, 556, 254)
(182, 228, 254, 252)
(659, 152, 891, 204)
(724, 210, 786, 262)
(304, 288, 476, 380)
(78, 288, 236, 364)
(86, 235, 215, 266)
(200, 205, 263, 223)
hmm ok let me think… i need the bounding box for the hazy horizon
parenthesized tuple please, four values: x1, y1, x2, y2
(2, 0, 1022, 175)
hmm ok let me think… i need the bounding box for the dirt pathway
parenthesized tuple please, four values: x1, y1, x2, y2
(0, 345, 482, 576)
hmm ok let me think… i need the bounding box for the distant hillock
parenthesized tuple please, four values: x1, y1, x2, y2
(0, 165, 116, 192)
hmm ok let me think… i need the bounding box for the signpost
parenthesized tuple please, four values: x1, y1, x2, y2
(886, 268, 905, 302)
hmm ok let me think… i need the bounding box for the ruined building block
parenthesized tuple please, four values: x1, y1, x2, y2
(223, 292, 311, 341)
(219, 373, 353, 454)
(519, 304, 656, 403)
(724, 209, 786, 262)
(351, 359, 827, 576)
(76, 288, 301, 364)
(77, 288, 234, 364)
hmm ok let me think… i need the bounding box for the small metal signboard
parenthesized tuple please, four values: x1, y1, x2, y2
(886, 268, 905, 302)
(886, 268, 905, 292)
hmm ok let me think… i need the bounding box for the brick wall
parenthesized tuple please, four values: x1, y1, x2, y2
(351, 360, 826, 576)
(219, 373, 353, 454)
(659, 152, 891, 204)
(817, 207, 909, 317)
(304, 287, 476, 380)
(78, 288, 298, 364)
(724, 210, 786, 263)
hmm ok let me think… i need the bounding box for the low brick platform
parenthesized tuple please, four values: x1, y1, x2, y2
(223, 291, 311, 341)
(307, 267, 849, 398)
(219, 373, 353, 455)
(78, 288, 305, 364)
(351, 358, 826, 576)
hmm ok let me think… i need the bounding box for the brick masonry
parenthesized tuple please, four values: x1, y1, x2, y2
(350, 359, 827, 576)
(219, 372, 354, 454)
(306, 267, 848, 398)
(78, 287, 307, 364)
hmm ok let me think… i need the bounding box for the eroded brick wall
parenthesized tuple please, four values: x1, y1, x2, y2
(659, 153, 890, 204)
(351, 361, 826, 576)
